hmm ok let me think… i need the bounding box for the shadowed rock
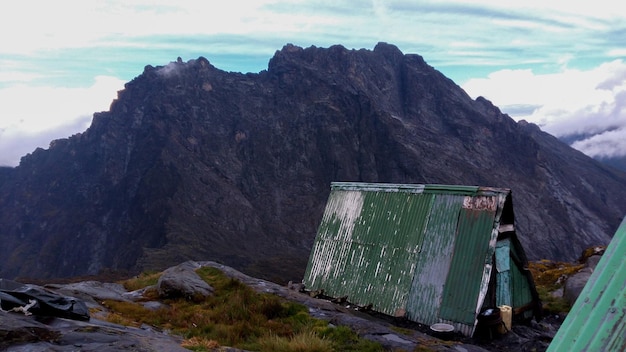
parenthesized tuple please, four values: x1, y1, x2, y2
(156, 261, 214, 301)
(563, 254, 603, 306)
(0, 312, 188, 352)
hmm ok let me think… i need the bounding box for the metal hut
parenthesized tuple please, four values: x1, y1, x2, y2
(303, 182, 541, 336)
(547, 216, 626, 352)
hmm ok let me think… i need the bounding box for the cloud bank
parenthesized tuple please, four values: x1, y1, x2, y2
(0, 76, 125, 166)
(462, 60, 626, 159)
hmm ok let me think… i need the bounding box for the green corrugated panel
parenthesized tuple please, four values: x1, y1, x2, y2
(344, 190, 429, 314)
(509, 246, 534, 319)
(406, 194, 464, 325)
(547, 217, 626, 352)
(497, 271, 512, 307)
(440, 200, 498, 325)
(304, 189, 364, 289)
(303, 188, 434, 316)
(496, 239, 512, 307)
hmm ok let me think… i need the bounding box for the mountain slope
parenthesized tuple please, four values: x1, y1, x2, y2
(1, 43, 625, 281)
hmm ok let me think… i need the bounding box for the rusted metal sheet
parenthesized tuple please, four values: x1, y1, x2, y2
(303, 182, 539, 337)
(547, 216, 626, 352)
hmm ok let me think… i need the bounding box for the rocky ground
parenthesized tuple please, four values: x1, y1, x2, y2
(1, 261, 570, 351)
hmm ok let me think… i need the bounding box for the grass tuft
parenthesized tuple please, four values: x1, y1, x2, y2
(120, 271, 162, 291)
(256, 330, 333, 352)
(181, 336, 220, 351)
(319, 325, 384, 352)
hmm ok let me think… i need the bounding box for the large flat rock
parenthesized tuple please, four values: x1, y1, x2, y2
(0, 312, 187, 352)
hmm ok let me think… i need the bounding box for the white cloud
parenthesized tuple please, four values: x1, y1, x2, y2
(608, 49, 626, 57)
(462, 59, 626, 158)
(0, 76, 125, 166)
(571, 128, 626, 159)
(0, 1, 337, 55)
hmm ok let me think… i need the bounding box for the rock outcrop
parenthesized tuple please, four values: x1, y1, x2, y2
(156, 261, 214, 301)
(0, 312, 189, 352)
(0, 43, 625, 282)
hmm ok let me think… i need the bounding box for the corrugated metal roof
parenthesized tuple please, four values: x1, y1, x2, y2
(305, 187, 432, 316)
(405, 194, 462, 326)
(303, 182, 539, 337)
(330, 182, 486, 195)
(439, 203, 500, 326)
(547, 216, 626, 352)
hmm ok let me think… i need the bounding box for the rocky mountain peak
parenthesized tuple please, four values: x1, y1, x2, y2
(1, 44, 625, 282)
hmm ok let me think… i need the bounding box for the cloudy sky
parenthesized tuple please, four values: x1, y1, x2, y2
(1, 0, 625, 167)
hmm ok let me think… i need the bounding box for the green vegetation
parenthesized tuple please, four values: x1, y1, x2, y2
(534, 286, 572, 314)
(528, 259, 584, 314)
(103, 266, 384, 351)
(121, 271, 162, 291)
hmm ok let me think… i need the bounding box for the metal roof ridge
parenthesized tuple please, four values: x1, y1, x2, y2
(330, 182, 510, 195)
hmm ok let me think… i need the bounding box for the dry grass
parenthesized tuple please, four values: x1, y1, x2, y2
(256, 330, 333, 352)
(181, 336, 220, 350)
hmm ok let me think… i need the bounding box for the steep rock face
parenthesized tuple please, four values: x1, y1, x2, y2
(597, 155, 626, 172)
(1, 43, 625, 281)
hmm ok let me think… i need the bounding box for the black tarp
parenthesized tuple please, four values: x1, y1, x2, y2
(0, 278, 89, 321)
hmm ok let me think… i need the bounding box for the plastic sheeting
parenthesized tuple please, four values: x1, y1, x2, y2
(0, 278, 89, 321)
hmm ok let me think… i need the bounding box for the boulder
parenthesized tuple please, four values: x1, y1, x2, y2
(156, 261, 214, 301)
(585, 254, 602, 270)
(563, 254, 603, 306)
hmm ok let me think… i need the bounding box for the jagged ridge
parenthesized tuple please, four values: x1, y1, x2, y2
(1, 43, 625, 281)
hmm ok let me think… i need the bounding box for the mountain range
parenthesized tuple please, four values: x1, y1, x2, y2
(1, 43, 625, 282)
